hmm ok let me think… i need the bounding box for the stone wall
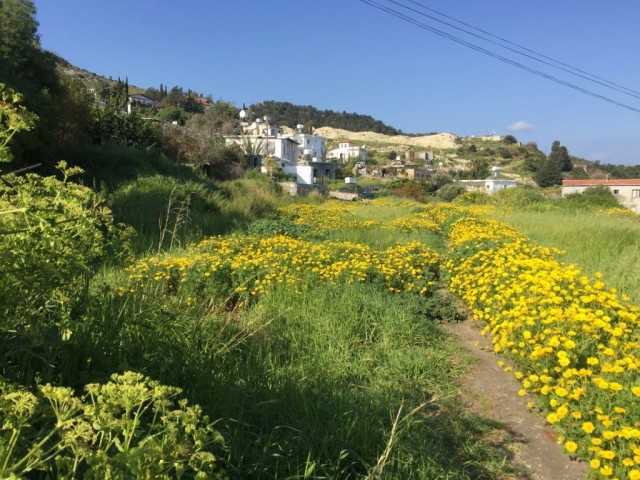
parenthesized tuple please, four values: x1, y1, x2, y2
(279, 182, 328, 197)
(328, 191, 359, 201)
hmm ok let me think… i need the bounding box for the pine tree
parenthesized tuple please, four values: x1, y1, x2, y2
(549, 140, 572, 172)
(534, 156, 563, 187)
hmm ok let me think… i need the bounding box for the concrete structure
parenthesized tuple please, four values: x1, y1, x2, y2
(283, 161, 338, 185)
(227, 118, 338, 185)
(127, 94, 156, 114)
(328, 141, 368, 162)
(405, 167, 433, 181)
(286, 132, 326, 161)
(562, 179, 640, 212)
(458, 178, 518, 194)
(224, 135, 299, 167)
(266, 137, 299, 167)
(279, 182, 328, 197)
(328, 191, 359, 201)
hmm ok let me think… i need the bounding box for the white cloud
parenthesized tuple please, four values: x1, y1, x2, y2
(507, 121, 534, 131)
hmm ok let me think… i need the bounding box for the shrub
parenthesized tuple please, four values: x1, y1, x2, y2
(436, 183, 467, 202)
(0, 372, 226, 479)
(563, 185, 620, 209)
(394, 180, 429, 201)
(493, 186, 546, 207)
(0, 162, 133, 382)
(453, 190, 495, 205)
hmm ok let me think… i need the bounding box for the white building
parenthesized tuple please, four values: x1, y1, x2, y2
(562, 179, 640, 212)
(127, 94, 156, 114)
(283, 161, 338, 185)
(286, 132, 326, 161)
(328, 141, 368, 162)
(224, 135, 299, 167)
(458, 178, 518, 194)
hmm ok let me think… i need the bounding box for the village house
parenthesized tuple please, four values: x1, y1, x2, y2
(405, 167, 432, 181)
(127, 94, 156, 114)
(283, 161, 338, 186)
(224, 117, 338, 186)
(224, 135, 299, 168)
(562, 179, 640, 212)
(457, 178, 518, 194)
(195, 97, 213, 108)
(328, 141, 368, 162)
(286, 130, 326, 161)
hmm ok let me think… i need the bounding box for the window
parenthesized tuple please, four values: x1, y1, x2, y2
(632, 189, 640, 198)
(613, 189, 619, 194)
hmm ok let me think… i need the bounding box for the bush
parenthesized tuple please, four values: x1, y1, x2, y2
(563, 185, 620, 209)
(0, 372, 226, 479)
(394, 180, 429, 201)
(493, 186, 546, 207)
(453, 190, 495, 205)
(0, 162, 133, 382)
(436, 183, 467, 202)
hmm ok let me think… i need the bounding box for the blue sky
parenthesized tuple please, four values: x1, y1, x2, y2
(34, 0, 640, 164)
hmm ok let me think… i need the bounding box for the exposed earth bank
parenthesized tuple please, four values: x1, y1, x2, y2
(313, 127, 460, 149)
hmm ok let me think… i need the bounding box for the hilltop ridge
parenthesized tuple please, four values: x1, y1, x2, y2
(314, 127, 459, 150)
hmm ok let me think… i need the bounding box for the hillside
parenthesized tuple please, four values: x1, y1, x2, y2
(248, 100, 402, 135)
(314, 127, 459, 150)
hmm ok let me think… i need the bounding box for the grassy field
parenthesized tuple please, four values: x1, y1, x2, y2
(494, 209, 640, 304)
(2, 190, 533, 479)
(12, 175, 640, 478)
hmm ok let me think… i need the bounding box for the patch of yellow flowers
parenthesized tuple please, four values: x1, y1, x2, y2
(278, 202, 378, 232)
(125, 234, 439, 301)
(428, 206, 640, 480)
(124, 198, 640, 478)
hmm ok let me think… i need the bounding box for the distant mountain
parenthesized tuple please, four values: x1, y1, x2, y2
(249, 101, 402, 136)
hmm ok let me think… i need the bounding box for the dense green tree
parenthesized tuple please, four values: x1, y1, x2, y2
(549, 140, 572, 172)
(0, 0, 39, 83)
(157, 106, 188, 125)
(469, 158, 490, 179)
(503, 135, 518, 145)
(249, 100, 401, 134)
(0, 0, 63, 166)
(88, 95, 160, 148)
(186, 103, 237, 137)
(534, 156, 563, 187)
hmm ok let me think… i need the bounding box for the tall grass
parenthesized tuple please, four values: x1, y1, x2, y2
(108, 174, 289, 252)
(495, 210, 640, 303)
(76, 272, 525, 479)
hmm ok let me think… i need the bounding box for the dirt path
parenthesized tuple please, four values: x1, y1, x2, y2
(446, 319, 589, 480)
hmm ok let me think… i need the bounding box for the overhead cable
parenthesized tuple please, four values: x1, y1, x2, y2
(359, 0, 640, 114)
(401, 0, 640, 99)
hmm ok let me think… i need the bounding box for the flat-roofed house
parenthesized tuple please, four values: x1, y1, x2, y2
(562, 179, 640, 212)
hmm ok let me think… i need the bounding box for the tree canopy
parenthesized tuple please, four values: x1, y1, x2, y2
(248, 101, 401, 135)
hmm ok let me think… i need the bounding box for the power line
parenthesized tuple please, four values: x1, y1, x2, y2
(358, 0, 640, 114)
(402, 0, 640, 99)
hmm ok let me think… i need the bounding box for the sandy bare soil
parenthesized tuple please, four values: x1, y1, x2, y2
(446, 319, 589, 480)
(314, 127, 460, 150)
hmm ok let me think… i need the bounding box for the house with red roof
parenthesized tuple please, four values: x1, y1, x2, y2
(562, 179, 640, 212)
